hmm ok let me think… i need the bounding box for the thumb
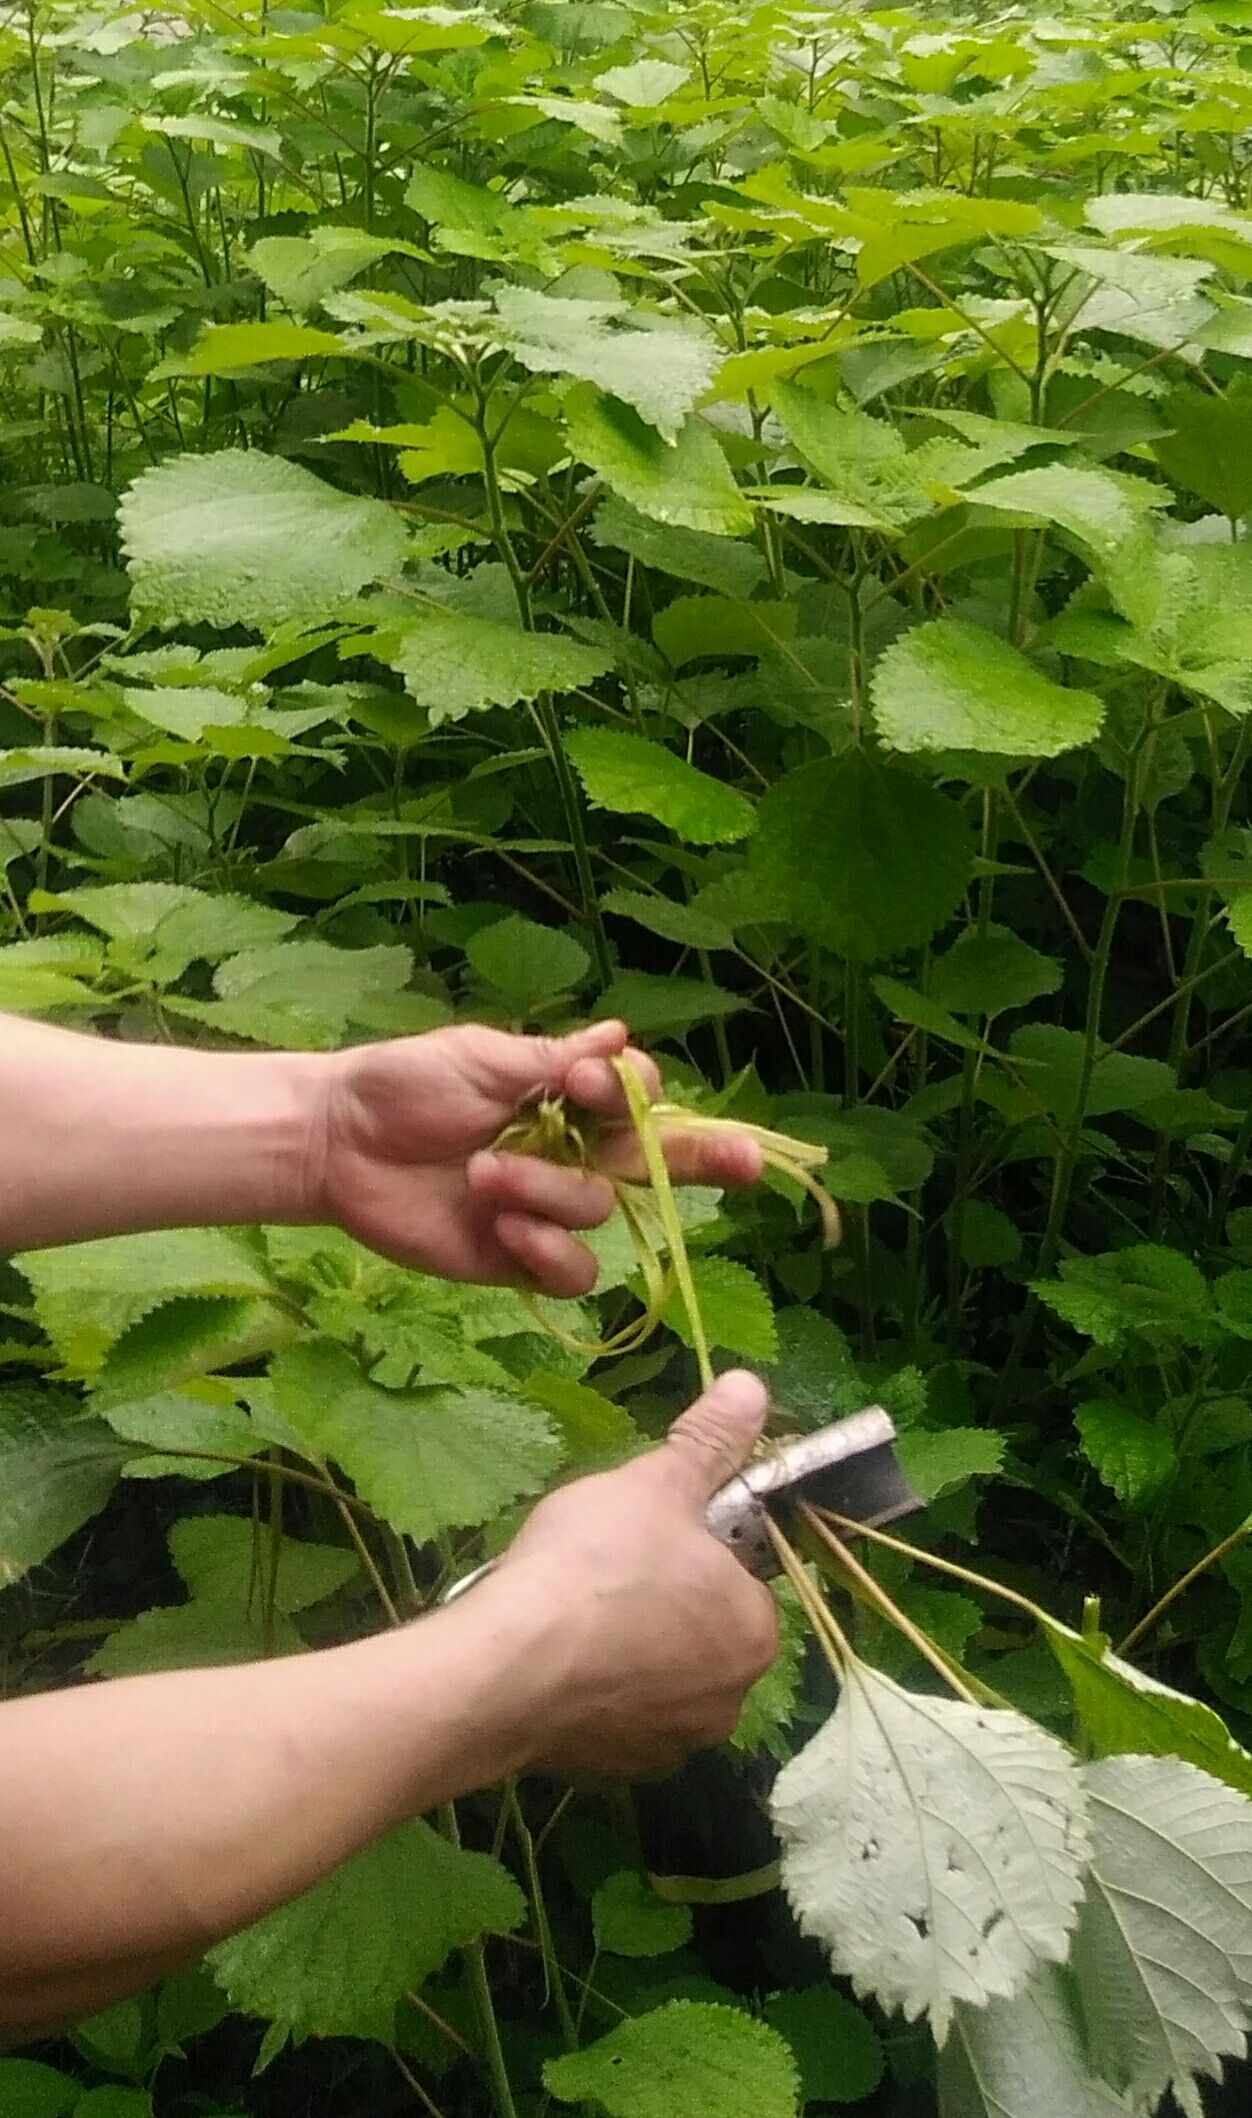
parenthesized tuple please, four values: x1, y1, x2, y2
(485, 1020, 629, 1099)
(658, 1370, 770, 1509)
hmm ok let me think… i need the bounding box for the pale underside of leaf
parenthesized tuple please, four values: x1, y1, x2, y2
(939, 1966, 1135, 2118)
(1070, 1754, 1252, 2117)
(771, 1661, 1090, 2041)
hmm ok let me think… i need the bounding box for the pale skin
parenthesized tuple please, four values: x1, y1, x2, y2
(0, 1014, 778, 2042)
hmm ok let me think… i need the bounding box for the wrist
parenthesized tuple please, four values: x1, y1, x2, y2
(175, 1046, 332, 1232)
(347, 1573, 578, 1820)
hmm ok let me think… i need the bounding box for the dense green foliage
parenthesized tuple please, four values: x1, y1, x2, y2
(4, 0, 1252, 2109)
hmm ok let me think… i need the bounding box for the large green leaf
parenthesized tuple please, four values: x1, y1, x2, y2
(746, 754, 973, 961)
(404, 161, 515, 235)
(596, 56, 690, 104)
(86, 1514, 356, 1677)
(1046, 1626, 1252, 1798)
(0, 2060, 78, 2117)
(120, 684, 335, 747)
(969, 461, 1164, 610)
(662, 1256, 777, 1362)
(546, 2001, 800, 2118)
(872, 619, 1104, 758)
(208, 1821, 525, 2041)
(101, 1386, 261, 1482)
(174, 938, 414, 1050)
(1075, 1400, 1174, 1506)
(1071, 1754, 1252, 2115)
(565, 728, 756, 844)
(86, 1597, 304, 1679)
(249, 229, 417, 315)
(15, 1229, 276, 1378)
(929, 926, 1063, 1015)
(601, 887, 734, 952)
(119, 452, 410, 633)
(591, 970, 746, 1037)
(771, 1662, 1089, 2037)
(1049, 243, 1216, 353)
(760, 1308, 861, 1431)
(770, 382, 952, 528)
(0, 1387, 128, 1586)
(1010, 1026, 1175, 1124)
(897, 1427, 1005, 1500)
(652, 594, 796, 669)
(269, 1341, 563, 1538)
(593, 1872, 693, 1958)
(90, 1294, 274, 1407)
(1033, 1244, 1216, 1352)
(764, 1987, 884, 2106)
(591, 495, 767, 596)
(385, 609, 614, 723)
(1152, 383, 1252, 520)
(156, 322, 352, 378)
(495, 285, 722, 439)
(466, 913, 590, 1005)
(0, 745, 125, 788)
(167, 1515, 358, 1611)
(42, 882, 297, 975)
(563, 387, 753, 536)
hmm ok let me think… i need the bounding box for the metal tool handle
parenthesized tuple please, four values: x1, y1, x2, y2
(442, 1560, 497, 1606)
(441, 1407, 919, 1605)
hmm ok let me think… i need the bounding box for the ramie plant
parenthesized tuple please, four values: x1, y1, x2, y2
(3, 0, 1252, 2110)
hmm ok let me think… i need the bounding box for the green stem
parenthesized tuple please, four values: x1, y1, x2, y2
(1150, 714, 1252, 1232)
(947, 792, 998, 1342)
(168, 140, 215, 286)
(505, 1784, 578, 2050)
(440, 1805, 518, 2118)
(536, 693, 612, 987)
(0, 110, 37, 267)
(475, 395, 611, 986)
(1209, 1103, 1252, 1243)
(1001, 755, 1140, 1392)
(381, 1524, 423, 1618)
(1120, 1514, 1252, 1657)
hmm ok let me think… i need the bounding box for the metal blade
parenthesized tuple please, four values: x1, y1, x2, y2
(703, 1408, 922, 1579)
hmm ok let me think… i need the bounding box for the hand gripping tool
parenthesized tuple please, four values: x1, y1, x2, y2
(442, 1406, 922, 1603)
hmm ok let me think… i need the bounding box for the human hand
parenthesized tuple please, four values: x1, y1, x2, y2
(308, 1019, 763, 1293)
(483, 1370, 779, 1781)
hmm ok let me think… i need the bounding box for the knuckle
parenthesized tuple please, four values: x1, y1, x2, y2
(745, 1592, 781, 1675)
(704, 1700, 742, 1748)
(669, 1412, 740, 1477)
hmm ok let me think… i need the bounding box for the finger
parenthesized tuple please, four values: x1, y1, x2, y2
(493, 1212, 600, 1298)
(595, 1125, 765, 1188)
(656, 1370, 769, 1509)
(477, 1020, 630, 1103)
(468, 1150, 616, 1229)
(566, 1042, 661, 1115)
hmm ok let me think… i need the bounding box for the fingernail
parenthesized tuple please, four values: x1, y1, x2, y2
(709, 1370, 769, 1422)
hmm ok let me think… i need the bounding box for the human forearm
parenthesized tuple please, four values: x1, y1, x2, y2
(0, 1374, 775, 2042)
(0, 1015, 318, 1251)
(0, 1583, 560, 2036)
